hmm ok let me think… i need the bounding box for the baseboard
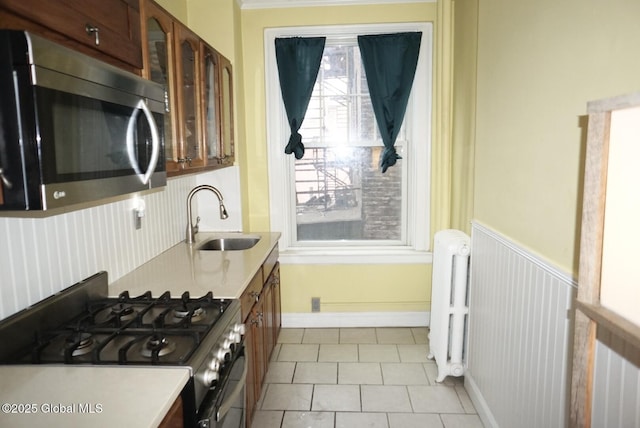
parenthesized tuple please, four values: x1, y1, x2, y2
(465, 372, 499, 428)
(281, 311, 430, 328)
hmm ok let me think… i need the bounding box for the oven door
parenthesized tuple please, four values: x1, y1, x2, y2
(197, 347, 246, 428)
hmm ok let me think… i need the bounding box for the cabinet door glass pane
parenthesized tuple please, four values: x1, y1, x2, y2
(222, 65, 233, 159)
(147, 17, 174, 163)
(182, 40, 199, 161)
(204, 51, 219, 160)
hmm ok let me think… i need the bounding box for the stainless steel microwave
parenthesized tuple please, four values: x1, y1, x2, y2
(0, 30, 166, 212)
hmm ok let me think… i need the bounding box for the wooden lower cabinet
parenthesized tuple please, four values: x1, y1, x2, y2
(244, 321, 257, 428)
(158, 394, 183, 428)
(159, 248, 281, 428)
(242, 247, 280, 428)
(271, 266, 282, 351)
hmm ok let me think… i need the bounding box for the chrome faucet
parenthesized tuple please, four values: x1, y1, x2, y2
(186, 185, 229, 244)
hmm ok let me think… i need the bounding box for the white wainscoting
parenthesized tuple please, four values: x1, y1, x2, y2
(592, 327, 640, 427)
(465, 222, 577, 428)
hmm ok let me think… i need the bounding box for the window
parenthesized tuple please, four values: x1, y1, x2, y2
(265, 23, 432, 264)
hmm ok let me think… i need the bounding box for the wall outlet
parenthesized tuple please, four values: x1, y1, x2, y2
(311, 297, 321, 312)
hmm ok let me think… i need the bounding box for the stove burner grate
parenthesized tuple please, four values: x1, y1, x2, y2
(0, 277, 232, 366)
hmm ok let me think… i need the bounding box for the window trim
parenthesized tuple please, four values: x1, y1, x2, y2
(265, 22, 433, 264)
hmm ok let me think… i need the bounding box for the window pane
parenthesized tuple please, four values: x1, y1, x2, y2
(295, 147, 402, 242)
(301, 44, 404, 145)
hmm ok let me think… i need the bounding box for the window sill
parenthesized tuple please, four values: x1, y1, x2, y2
(279, 247, 433, 265)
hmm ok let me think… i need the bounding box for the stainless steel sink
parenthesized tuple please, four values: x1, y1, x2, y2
(197, 237, 260, 251)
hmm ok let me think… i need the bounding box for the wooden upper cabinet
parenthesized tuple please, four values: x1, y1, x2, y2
(0, 0, 142, 71)
(139, 0, 234, 176)
(201, 45, 234, 168)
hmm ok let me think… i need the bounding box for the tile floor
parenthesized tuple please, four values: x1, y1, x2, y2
(250, 327, 483, 428)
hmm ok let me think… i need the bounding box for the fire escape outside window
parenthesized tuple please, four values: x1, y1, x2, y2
(295, 43, 405, 242)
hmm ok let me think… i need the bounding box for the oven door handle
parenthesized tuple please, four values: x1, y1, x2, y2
(215, 353, 248, 422)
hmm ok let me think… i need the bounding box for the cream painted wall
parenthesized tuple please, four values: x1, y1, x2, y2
(473, 0, 640, 275)
(281, 264, 431, 314)
(155, 0, 187, 22)
(240, 3, 439, 315)
(451, 0, 477, 234)
(187, 0, 235, 60)
(155, 0, 236, 60)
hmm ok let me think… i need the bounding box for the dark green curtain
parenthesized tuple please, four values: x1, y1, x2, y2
(275, 37, 326, 159)
(357, 32, 421, 172)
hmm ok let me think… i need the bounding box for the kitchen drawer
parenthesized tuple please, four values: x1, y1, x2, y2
(262, 244, 279, 283)
(0, 0, 142, 70)
(240, 270, 263, 321)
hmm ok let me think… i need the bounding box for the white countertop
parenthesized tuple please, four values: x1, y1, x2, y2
(109, 232, 281, 298)
(0, 366, 190, 427)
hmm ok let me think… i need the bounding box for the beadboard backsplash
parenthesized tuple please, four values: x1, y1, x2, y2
(0, 167, 241, 320)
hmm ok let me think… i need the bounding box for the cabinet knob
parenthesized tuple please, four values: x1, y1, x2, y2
(250, 291, 260, 302)
(178, 157, 193, 167)
(85, 24, 100, 46)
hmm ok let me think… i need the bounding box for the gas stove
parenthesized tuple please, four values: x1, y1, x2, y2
(7, 290, 231, 366)
(0, 271, 245, 428)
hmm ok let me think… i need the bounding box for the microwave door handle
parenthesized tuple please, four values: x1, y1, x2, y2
(126, 99, 160, 185)
(126, 106, 142, 177)
(1, 72, 24, 190)
(139, 99, 160, 185)
(0, 168, 12, 189)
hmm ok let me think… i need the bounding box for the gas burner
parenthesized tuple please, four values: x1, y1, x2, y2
(93, 303, 139, 325)
(173, 306, 206, 323)
(64, 332, 94, 357)
(109, 303, 137, 322)
(141, 335, 176, 358)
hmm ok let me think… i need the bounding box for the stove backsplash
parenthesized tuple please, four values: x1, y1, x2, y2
(0, 167, 242, 321)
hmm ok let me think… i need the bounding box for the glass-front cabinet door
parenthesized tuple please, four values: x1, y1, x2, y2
(220, 56, 235, 165)
(140, 0, 234, 175)
(175, 23, 204, 169)
(141, 0, 179, 172)
(201, 43, 221, 163)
